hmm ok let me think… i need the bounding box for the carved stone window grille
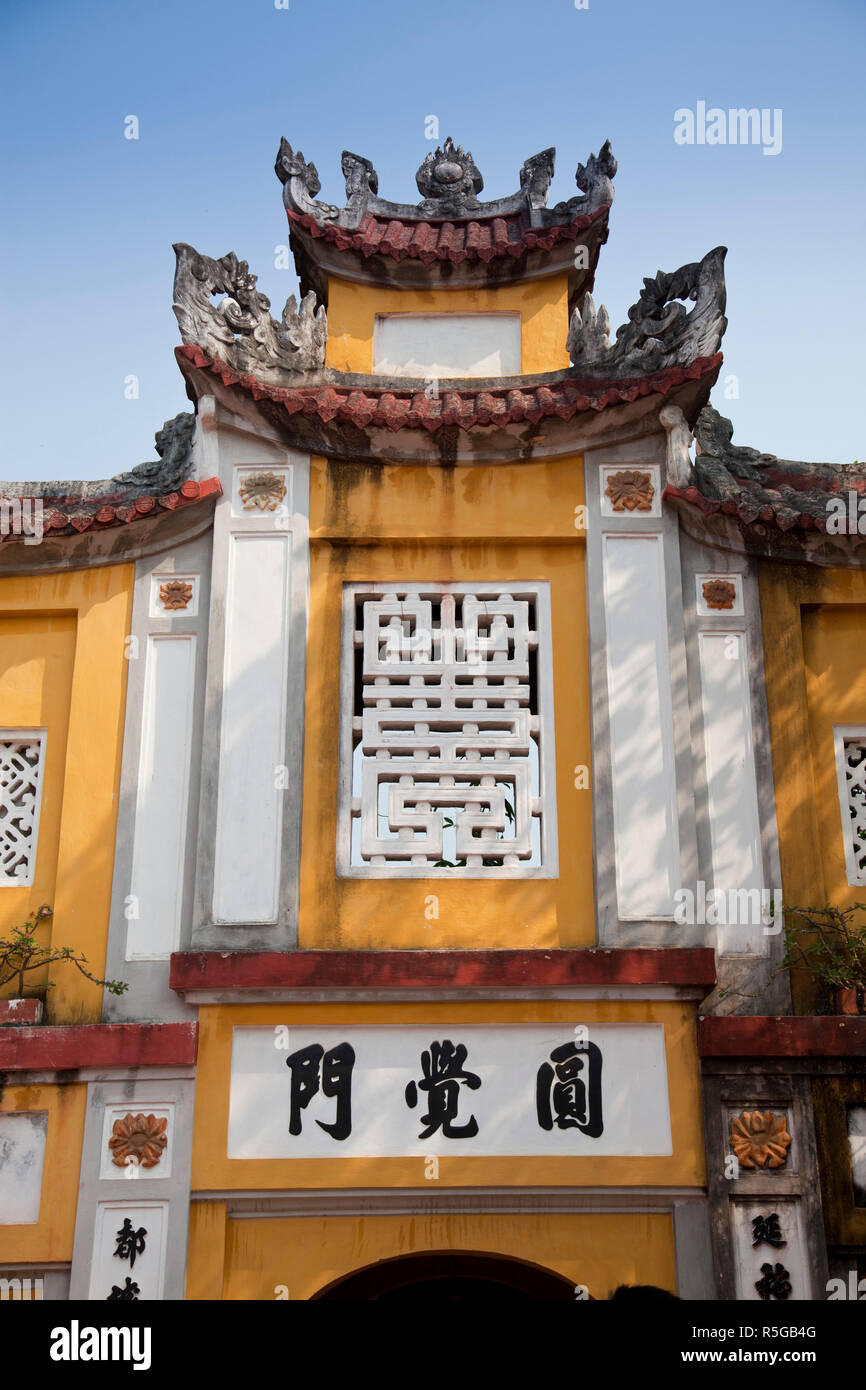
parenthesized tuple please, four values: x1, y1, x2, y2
(835, 730, 866, 885)
(337, 584, 557, 877)
(0, 734, 46, 886)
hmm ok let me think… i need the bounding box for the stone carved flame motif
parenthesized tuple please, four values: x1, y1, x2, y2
(159, 580, 194, 611)
(415, 136, 484, 211)
(702, 579, 737, 610)
(109, 1113, 168, 1169)
(730, 1111, 792, 1170)
(238, 471, 288, 512)
(605, 470, 655, 512)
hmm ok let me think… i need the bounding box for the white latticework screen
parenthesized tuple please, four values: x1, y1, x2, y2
(0, 734, 46, 886)
(835, 730, 866, 885)
(337, 585, 557, 877)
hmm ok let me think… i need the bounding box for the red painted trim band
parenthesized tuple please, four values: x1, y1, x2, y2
(170, 948, 716, 993)
(0, 1021, 198, 1072)
(698, 1015, 866, 1058)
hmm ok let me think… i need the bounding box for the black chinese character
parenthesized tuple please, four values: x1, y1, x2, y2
(536, 1041, 603, 1138)
(113, 1218, 147, 1268)
(107, 1277, 140, 1301)
(751, 1213, 786, 1249)
(405, 1040, 481, 1139)
(286, 1041, 355, 1140)
(755, 1262, 792, 1300)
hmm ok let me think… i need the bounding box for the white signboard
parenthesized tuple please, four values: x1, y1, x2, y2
(227, 1024, 672, 1159)
(87, 1201, 168, 1302)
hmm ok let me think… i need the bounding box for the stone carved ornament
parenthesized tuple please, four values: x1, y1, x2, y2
(605, 470, 655, 512)
(108, 1113, 168, 1169)
(702, 579, 737, 610)
(172, 243, 326, 385)
(275, 135, 616, 229)
(159, 579, 194, 611)
(238, 472, 287, 512)
(662, 404, 864, 532)
(416, 136, 484, 214)
(568, 246, 727, 379)
(1, 412, 196, 503)
(730, 1110, 792, 1170)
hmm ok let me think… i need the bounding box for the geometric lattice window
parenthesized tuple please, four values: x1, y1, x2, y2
(0, 733, 46, 886)
(834, 728, 866, 886)
(337, 584, 557, 877)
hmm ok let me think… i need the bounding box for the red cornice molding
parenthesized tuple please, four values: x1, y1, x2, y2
(698, 1015, 866, 1057)
(170, 948, 716, 994)
(0, 1021, 198, 1072)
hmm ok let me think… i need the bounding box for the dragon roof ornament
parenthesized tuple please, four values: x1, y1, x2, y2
(274, 136, 616, 229)
(172, 242, 326, 385)
(690, 406, 862, 525)
(0, 413, 196, 502)
(567, 246, 727, 378)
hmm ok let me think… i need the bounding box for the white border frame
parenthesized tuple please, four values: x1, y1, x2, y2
(833, 724, 866, 886)
(0, 729, 46, 888)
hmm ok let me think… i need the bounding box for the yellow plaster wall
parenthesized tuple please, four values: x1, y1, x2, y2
(0, 567, 133, 1022)
(216, 1210, 676, 1301)
(301, 455, 591, 950)
(189, 1000, 705, 1192)
(0, 1083, 86, 1264)
(759, 566, 866, 1008)
(325, 275, 571, 376)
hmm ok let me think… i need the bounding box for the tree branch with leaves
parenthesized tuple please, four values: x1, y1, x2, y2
(0, 905, 128, 999)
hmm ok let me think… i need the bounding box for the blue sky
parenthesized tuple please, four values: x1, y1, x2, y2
(1, 0, 863, 480)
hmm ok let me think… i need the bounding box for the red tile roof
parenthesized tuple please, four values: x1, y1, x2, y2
(287, 203, 609, 266)
(178, 344, 723, 433)
(0, 477, 221, 543)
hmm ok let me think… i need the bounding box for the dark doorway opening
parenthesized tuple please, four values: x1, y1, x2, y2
(314, 1250, 578, 1301)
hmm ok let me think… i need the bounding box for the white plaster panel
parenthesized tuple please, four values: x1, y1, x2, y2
(0, 1112, 47, 1223)
(695, 572, 744, 617)
(699, 631, 766, 955)
(127, 635, 197, 961)
(87, 1201, 168, 1302)
(373, 314, 521, 378)
(98, 1104, 175, 1181)
(213, 533, 291, 922)
(602, 535, 680, 918)
(227, 1023, 672, 1159)
(731, 1199, 809, 1301)
(149, 573, 199, 617)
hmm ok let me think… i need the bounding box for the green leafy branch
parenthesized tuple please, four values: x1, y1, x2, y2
(719, 902, 866, 1011)
(0, 905, 128, 998)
